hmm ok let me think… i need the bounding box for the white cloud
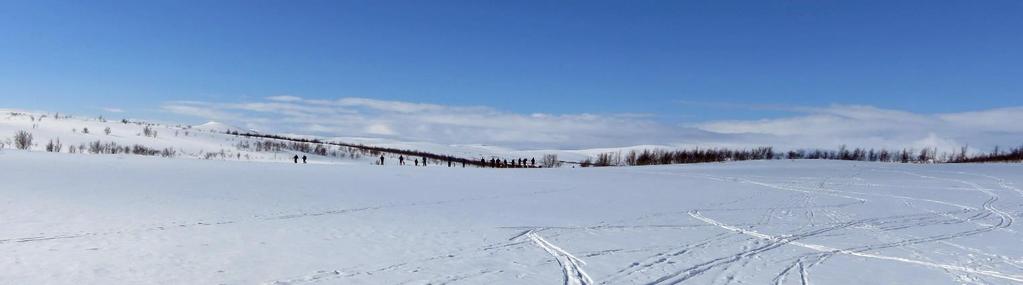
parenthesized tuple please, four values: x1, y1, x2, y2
(102, 107, 125, 113)
(266, 95, 303, 102)
(161, 97, 1023, 152)
(334, 97, 449, 113)
(162, 97, 680, 149)
(365, 123, 396, 136)
(693, 104, 1023, 153)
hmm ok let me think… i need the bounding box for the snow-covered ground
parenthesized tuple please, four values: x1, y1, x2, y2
(3, 149, 1023, 284)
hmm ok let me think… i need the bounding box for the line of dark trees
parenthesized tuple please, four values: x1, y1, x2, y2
(225, 130, 1022, 167)
(783, 145, 1023, 164)
(226, 131, 538, 168)
(581, 147, 776, 167)
(950, 145, 1023, 163)
(783, 145, 936, 163)
(580, 144, 1023, 167)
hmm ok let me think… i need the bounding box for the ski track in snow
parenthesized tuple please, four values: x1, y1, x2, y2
(689, 211, 1023, 283)
(526, 230, 594, 285)
(683, 168, 1023, 284)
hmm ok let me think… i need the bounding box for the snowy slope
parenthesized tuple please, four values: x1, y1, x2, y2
(2, 150, 1022, 284)
(0, 111, 375, 165)
(0, 110, 669, 164)
(193, 121, 249, 133)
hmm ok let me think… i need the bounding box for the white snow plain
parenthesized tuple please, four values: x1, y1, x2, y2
(2, 150, 1023, 284)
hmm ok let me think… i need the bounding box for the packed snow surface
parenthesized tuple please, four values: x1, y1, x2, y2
(3, 151, 1023, 284)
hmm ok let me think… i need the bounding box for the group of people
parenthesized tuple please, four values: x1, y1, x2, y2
(377, 154, 536, 168)
(291, 153, 537, 168)
(383, 155, 435, 167)
(481, 157, 535, 168)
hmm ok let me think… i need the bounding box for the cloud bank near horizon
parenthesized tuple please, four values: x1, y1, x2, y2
(161, 96, 1023, 152)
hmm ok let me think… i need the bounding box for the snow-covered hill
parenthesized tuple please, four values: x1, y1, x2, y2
(2, 151, 1022, 284)
(0, 110, 669, 165)
(193, 121, 249, 133)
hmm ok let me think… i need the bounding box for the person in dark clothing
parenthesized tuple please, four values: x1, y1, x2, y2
(293, 155, 299, 163)
(302, 155, 307, 164)
(414, 159, 419, 166)
(380, 155, 385, 165)
(462, 161, 465, 168)
(399, 155, 405, 165)
(481, 158, 486, 167)
(422, 157, 428, 166)
(447, 159, 452, 167)
(531, 158, 535, 167)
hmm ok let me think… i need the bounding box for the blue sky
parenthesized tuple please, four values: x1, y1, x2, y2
(3, 1, 1023, 149)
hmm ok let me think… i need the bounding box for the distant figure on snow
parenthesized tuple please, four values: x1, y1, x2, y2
(531, 158, 535, 167)
(293, 155, 299, 164)
(302, 155, 307, 164)
(415, 159, 419, 166)
(399, 155, 405, 165)
(422, 157, 428, 166)
(380, 155, 385, 165)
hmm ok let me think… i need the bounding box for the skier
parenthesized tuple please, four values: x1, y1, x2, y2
(293, 155, 299, 163)
(399, 155, 405, 165)
(302, 155, 307, 164)
(380, 155, 385, 165)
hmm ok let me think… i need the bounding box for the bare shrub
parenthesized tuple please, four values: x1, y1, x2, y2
(143, 126, 157, 138)
(542, 154, 561, 168)
(45, 139, 63, 152)
(13, 130, 32, 150)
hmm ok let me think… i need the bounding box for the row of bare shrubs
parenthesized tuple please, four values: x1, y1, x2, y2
(580, 144, 1023, 167)
(580, 147, 776, 167)
(950, 145, 1023, 163)
(11, 130, 174, 157)
(235, 139, 365, 160)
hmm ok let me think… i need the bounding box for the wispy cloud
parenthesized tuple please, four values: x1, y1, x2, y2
(694, 105, 1023, 152)
(102, 107, 125, 113)
(161, 97, 1023, 152)
(162, 96, 681, 149)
